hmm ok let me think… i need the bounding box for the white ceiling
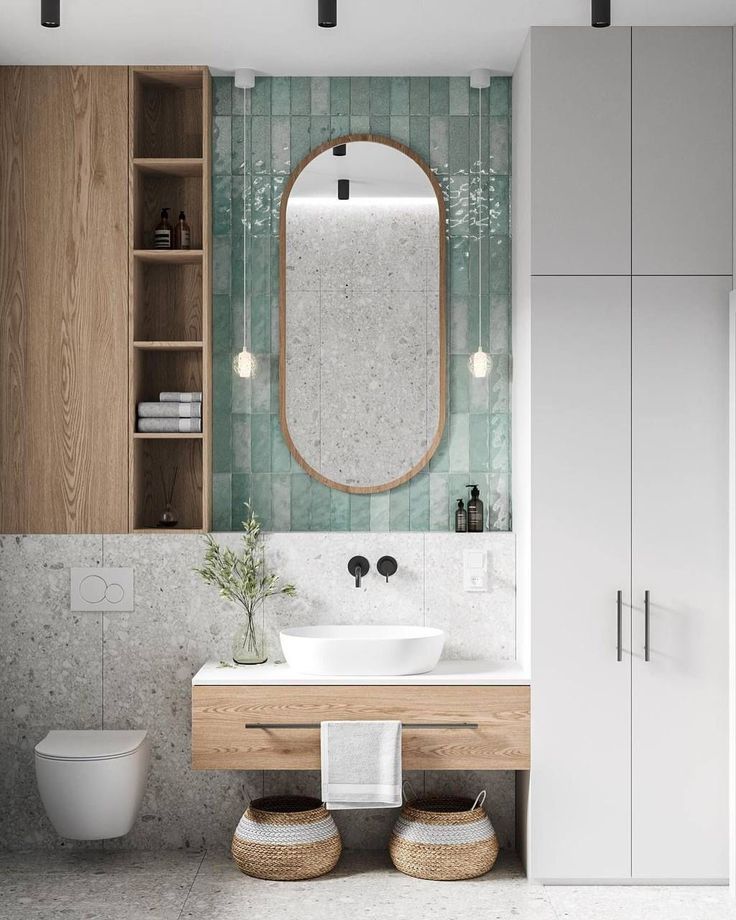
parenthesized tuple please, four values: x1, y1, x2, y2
(1, 0, 734, 75)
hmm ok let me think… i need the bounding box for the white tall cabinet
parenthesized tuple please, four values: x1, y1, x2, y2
(513, 27, 733, 882)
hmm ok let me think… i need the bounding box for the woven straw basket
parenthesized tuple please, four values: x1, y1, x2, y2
(389, 790, 499, 881)
(231, 795, 342, 881)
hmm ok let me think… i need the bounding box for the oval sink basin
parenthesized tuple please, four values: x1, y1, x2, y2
(279, 625, 445, 676)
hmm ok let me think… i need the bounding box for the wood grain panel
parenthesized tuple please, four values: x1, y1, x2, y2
(0, 67, 129, 533)
(192, 685, 530, 771)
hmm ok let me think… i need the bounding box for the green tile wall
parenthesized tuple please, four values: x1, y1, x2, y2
(212, 76, 511, 532)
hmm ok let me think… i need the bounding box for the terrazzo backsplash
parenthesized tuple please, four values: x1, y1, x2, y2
(212, 75, 511, 531)
(0, 531, 516, 852)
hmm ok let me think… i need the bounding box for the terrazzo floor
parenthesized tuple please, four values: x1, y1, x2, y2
(1, 849, 736, 920)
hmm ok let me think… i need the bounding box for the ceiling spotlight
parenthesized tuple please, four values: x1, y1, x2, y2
(338, 179, 350, 200)
(319, 0, 337, 28)
(591, 0, 610, 27)
(333, 144, 346, 157)
(41, 0, 60, 27)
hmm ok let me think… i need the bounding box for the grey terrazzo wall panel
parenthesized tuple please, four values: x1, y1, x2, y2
(0, 532, 516, 851)
(212, 76, 511, 532)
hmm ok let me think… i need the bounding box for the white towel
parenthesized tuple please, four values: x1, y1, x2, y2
(320, 720, 402, 810)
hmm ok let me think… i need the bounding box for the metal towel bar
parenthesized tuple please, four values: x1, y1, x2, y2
(244, 722, 479, 730)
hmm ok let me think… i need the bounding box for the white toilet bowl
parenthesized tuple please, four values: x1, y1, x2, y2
(35, 730, 150, 840)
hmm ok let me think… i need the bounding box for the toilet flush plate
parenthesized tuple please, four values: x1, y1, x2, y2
(71, 568, 134, 612)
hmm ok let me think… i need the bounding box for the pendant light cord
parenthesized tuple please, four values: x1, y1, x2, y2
(477, 84, 482, 353)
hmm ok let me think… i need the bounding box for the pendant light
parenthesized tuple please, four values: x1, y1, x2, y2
(319, 0, 337, 28)
(591, 0, 611, 27)
(469, 69, 492, 379)
(41, 0, 60, 27)
(233, 73, 256, 379)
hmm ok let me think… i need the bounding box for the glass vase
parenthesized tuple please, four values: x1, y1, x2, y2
(232, 604, 267, 665)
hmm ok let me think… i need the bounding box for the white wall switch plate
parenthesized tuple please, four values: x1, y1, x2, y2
(463, 549, 488, 592)
(71, 568, 134, 612)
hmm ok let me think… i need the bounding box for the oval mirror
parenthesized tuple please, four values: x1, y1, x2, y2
(279, 135, 446, 493)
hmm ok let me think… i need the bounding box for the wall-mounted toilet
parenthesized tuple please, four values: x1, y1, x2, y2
(35, 730, 150, 840)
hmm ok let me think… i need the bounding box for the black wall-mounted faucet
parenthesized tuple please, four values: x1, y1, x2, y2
(347, 556, 370, 588)
(377, 556, 398, 583)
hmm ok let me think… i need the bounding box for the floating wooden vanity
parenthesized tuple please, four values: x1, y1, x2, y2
(192, 661, 530, 771)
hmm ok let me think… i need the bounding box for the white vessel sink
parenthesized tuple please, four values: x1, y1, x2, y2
(279, 625, 445, 676)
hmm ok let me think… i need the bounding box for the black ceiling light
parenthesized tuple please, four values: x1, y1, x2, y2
(332, 144, 346, 157)
(319, 0, 337, 28)
(337, 179, 349, 200)
(591, 0, 610, 27)
(41, 0, 60, 27)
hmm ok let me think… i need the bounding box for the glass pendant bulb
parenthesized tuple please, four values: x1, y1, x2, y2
(469, 348, 491, 379)
(233, 349, 256, 378)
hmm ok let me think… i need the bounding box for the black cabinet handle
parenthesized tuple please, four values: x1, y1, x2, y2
(617, 590, 623, 662)
(644, 590, 650, 662)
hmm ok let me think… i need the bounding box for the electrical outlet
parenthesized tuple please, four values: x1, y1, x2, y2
(463, 550, 488, 592)
(71, 568, 134, 612)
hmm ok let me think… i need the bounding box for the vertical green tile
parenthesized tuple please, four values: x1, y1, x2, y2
(448, 414, 470, 471)
(290, 472, 312, 530)
(251, 236, 270, 292)
(251, 294, 271, 354)
(450, 237, 469, 295)
(213, 473, 232, 530)
(213, 236, 231, 294)
(449, 115, 469, 174)
(271, 473, 292, 531)
(330, 115, 350, 138)
(429, 116, 449, 173)
(213, 294, 231, 355)
(449, 354, 470, 413)
(410, 471, 430, 530)
(290, 77, 311, 115)
(429, 473, 449, 530)
(410, 77, 429, 114)
(490, 355, 509, 413)
(232, 84, 245, 117)
(251, 77, 271, 115)
(370, 77, 391, 115)
(213, 77, 232, 116)
(271, 77, 291, 116)
(231, 175, 244, 256)
(370, 115, 391, 137)
(490, 413, 510, 472)
(449, 77, 469, 115)
(450, 293, 469, 355)
(390, 77, 410, 115)
(409, 116, 430, 164)
(489, 176, 509, 235)
(469, 364, 490, 414)
(232, 474, 252, 529)
(330, 77, 350, 115)
(250, 414, 272, 472)
(469, 415, 490, 472)
(429, 77, 449, 115)
(251, 359, 272, 413)
(271, 414, 292, 473)
(290, 117, 311, 169)
(448, 174, 469, 237)
(213, 176, 231, 236)
(213, 352, 231, 416)
(489, 235, 510, 293)
(429, 428, 449, 472)
(231, 414, 250, 473)
(212, 116, 232, 175)
(350, 494, 371, 530)
(251, 473, 273, 531)
(330, 490, 351, 531)
(350, 115, 370, 134)
(389, 483, 411, 530)
(370, 493, 390, 531)
(271, 116, 291, 174)
(489, 77, 510, 116)
(213, 410, 232, 473)
(350, 77, 370, 114)
(311, 116, 331, 149)
(309, 480, 332, 530)
(311, 77, 330, 115)
(389, 116, 410, 146)
(231, 369, 250, 414)
(251, 116, 271, 173)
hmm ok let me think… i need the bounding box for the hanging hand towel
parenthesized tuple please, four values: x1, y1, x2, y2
(320, 720, 402, 810)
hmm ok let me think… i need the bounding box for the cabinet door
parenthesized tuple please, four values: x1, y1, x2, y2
(632, 28, 733, 275)
(530, 27, 631, 276)
(530, 276, 632, 880)
(0, 67, 129, 532)
(632, 276, 730, 880)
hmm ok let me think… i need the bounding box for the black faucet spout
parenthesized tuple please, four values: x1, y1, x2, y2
(347, 556, 370, 589)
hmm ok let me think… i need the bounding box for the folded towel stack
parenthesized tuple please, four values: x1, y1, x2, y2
(321, 720, 402, 810)
(137, 391, 203, 433)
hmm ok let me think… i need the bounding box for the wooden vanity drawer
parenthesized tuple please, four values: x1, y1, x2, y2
(192, 685, 530, 771)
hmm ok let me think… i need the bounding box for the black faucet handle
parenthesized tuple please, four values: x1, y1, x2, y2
(376, 556, 398, 583)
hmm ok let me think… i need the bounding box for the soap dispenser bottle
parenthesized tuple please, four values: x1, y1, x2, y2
(455, 498, 467, 533)
(153, 208, 173, 249)
(466, 484, 484, 532)
(174, 211, 191, 250)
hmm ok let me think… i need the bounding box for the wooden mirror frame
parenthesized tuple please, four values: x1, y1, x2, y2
(278, 134, 447, 495)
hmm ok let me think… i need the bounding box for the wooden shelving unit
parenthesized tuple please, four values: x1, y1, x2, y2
(129, 66, 211, 533)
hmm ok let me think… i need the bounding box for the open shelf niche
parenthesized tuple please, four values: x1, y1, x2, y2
(129, 66, 212, 533)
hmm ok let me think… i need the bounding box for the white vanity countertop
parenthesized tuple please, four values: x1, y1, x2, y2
(192, 659, 530, 686)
